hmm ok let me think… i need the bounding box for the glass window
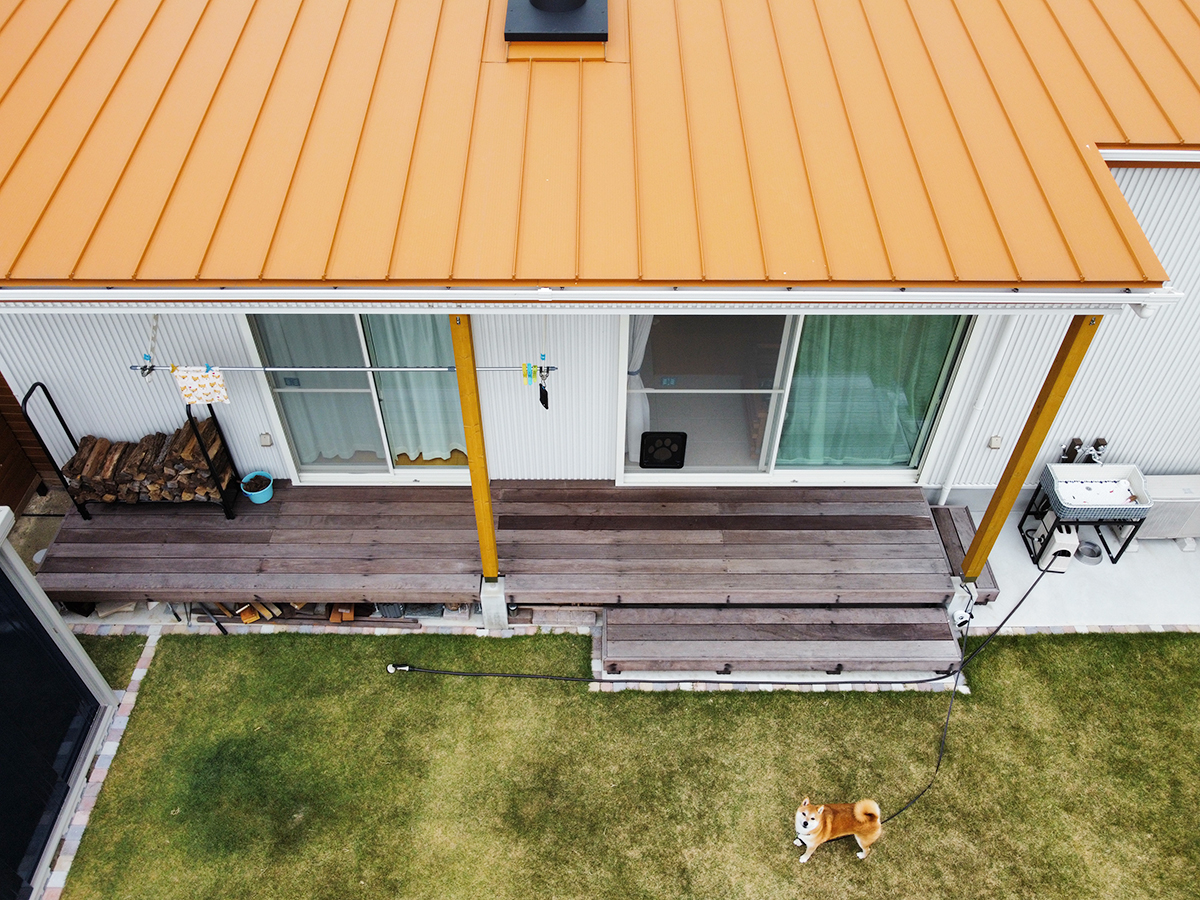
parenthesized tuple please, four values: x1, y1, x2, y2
(362, 315, 466, 466)
(626, 315, 788, 471)
(775, 315, 966, 467)
(251, 314, 467, 475)
(252, 314, 388, 473)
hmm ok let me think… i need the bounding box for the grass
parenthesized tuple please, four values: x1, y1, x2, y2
(75, 634, 146, 689)
(62, 631, 1199, 900)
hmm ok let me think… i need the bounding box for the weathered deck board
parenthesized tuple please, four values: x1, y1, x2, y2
(603, 606, 961, 673)
(932, 505, 1000, 603)
(38, 481, 958, 619)
(493, 482, 953, 607)
(39, 481, 482, 606)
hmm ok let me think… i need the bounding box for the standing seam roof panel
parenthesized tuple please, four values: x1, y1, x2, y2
(1136, 0, 1200, 116)
(1093, 0, 1200, 137)
(74, 0, 257, 280)
(0, 0, 1185, 287)
(325, 0, 442, 281)
(1000, 0, 1125, 144)
(675, 0, 764, 281)
(913, 0, 1073, 282)
(516, 61, 580, 281)
(578, 60, 638, 279)
(722, 0, 825, 282)
(390, 0, 490, 280)
(0, 0, 73, 100)
(1047, 0, 1180, 142)
(770, 0, 889, 281)
(629, 0, 701, 280)
(12, 0, 210, 279)
(453, 61, 528, 279)
(822, 0, 952, 281)
(200, 0, 352, 279)
(136, 0, 302, 279)
(864, 0, 1014, 282)
(0, 0, 158, 276)
(264, 0, 395, 280)
(964, 0, 1146, 281)
(0, 0, 109, 178)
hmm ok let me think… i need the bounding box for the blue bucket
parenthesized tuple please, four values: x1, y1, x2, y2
(240, 471, 274, 504)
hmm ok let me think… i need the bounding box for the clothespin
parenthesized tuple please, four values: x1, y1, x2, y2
(170, 364, 178, 374)
(205, 363, 212, 373)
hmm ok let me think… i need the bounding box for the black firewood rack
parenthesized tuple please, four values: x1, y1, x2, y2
(20, 382, 240, 521)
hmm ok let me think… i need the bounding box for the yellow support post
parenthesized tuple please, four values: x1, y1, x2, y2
(449, 314, 499, 579)
(961, 315, 1103, 580)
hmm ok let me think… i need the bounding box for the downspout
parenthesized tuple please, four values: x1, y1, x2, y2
(936, 315, 1017, 507)
(961, 314, 1103, 580)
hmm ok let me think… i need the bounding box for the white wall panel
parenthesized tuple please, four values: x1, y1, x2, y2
(0, 313, 286, 476)
(939, 166, 1200, 490)
(474, 314, 619, 480)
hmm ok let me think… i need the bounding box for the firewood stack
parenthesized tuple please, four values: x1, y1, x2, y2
(61, 417, 234, 504)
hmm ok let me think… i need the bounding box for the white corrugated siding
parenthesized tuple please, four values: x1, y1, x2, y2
(474, 314, 619, 480)
(937, 166, 1200, 489)
(0, 313, 286, 476)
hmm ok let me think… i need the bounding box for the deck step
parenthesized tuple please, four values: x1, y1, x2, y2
(931, 506, 1000, 603)
(602, 606, 961, 674)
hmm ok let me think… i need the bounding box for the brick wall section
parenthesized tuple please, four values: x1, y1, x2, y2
(0, 373, 52, 486)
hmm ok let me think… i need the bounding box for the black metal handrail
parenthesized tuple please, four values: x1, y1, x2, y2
(21, 382, 88, 519)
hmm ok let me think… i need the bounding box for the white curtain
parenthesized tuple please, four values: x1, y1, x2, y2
(625, 315, 654, 462)
(363, 315, 466, 461)
(253, 314, 387, 466)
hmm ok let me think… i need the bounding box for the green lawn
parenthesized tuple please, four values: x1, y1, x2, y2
(76, 633, 146, 690)
(63, 631, 1199, 900)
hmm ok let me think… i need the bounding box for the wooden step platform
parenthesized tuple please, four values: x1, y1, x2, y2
(495, 482, 956, 607)
(602, 606, 962, 674)
(931, 505, 1000, 603)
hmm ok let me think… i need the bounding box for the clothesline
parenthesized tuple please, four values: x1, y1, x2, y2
(130, 364, 558, 374)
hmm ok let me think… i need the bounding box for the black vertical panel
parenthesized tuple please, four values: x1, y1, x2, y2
(0, 571, 100, 900)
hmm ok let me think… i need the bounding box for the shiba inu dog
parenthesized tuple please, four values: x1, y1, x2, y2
(793, 797, 881, 862)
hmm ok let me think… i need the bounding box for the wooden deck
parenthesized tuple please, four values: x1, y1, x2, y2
(38, 483, 484, 606)
(39, 480, 962, 672)
(495, 482, 955, 607)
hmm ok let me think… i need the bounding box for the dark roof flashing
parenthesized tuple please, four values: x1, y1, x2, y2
(505, 0, 608, 42)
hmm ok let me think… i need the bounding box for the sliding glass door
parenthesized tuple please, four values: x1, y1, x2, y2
(251, 314, 466, 477)
(775, 315, 966, 468)
(625, 315, 792, 471)
(624, 313, 966, 474)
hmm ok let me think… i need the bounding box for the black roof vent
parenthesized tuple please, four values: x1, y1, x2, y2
(505, 0, 608, 42)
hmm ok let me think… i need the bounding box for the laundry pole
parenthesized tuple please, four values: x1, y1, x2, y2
(961, 315, 1103, 580)
(448, 315, 499, 581)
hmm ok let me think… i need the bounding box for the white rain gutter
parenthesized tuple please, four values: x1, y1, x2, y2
(936, 315, 1018, 506)
(0, 285, 1181, 316)
(1099, 147, 1200, 165)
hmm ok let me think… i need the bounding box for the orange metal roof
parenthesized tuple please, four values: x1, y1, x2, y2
(0, 0, 1192, 289)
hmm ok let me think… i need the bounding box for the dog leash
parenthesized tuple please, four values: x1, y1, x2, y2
(880, 563, 1054, 825)
(387, 564, 1058, 827)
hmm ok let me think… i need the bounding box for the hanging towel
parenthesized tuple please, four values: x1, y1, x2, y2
(172, 366, 230, 405)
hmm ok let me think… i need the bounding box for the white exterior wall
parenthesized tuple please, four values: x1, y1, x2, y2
(0, 313, 286, 476)
(929, 165, 1200, 492)
(474, 314, 619, 480)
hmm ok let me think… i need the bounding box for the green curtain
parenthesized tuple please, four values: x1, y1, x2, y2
(776, 315, 963, 467)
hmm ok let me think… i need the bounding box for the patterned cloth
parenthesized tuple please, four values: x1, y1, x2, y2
(171, 366, 229, 405)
